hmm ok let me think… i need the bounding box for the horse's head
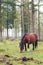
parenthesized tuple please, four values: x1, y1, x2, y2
(19, 40, 24, 53)
(19, 34, 26, 52)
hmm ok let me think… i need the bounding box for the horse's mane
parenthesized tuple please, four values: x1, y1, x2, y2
(21, 33, 27, 41)
(20, 33, 27, 48)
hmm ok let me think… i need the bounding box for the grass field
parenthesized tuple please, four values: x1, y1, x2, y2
(0, 39, 43, 65)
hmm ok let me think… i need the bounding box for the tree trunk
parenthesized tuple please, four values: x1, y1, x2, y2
(23, 0, 28, 34)
(32, 0, 34, 32)
(21, 0, 24, 37)
(0, 0, 2, 41)
(14, 21, 17, 38)
(38, 0, 40, 40)
(7, 4, 9, 39)
(28, 1, 30, 33)
(7, 20, 9, 39)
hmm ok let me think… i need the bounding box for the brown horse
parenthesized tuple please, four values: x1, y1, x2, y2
(20, 33, 38, 52)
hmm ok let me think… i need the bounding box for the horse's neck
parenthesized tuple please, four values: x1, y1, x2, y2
(20, 40, 24, 49)
(21, 33, 27, 46)
(22, 33, 27, 40)
(21, 38, 25, 47)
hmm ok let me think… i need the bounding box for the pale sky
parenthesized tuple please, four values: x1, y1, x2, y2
(40, 6, 43, 12)
(16, 0, 43, 12)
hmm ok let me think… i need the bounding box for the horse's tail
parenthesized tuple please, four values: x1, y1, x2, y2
(33, 33, 38, 48)
(34, 33, 38, 41)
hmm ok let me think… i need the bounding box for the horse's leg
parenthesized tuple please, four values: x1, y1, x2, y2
(27, 43, 30, 51)
(25, 44, 27, 51)
(33, 43, 35, 50)
(35, 41, 38, 48)
(28, 44, 29, 49)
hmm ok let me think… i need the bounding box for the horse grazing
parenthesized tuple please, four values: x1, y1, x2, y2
(20, 33, 38, 52)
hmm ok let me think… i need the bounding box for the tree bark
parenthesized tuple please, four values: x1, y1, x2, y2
(7, 4, 9, 39)
(28, 0, 30, 33)
(21, 0, 24, 37)
(32, 0, 34, 32)
(0, 0, 2, 41)
(38, 0, 40, 40)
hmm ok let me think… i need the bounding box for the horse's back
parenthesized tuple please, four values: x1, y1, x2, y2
(28, 33, 36, 43)
(24, 33, 38, 43)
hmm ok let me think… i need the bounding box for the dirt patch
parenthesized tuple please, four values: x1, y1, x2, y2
(4, 54, 10, 58)
(0, 55, 43, 65)
(0, 55, 6, 63)
(0, 54, 11, 62)
(0, 54, 13, 65)
(6, 61, 13, 65)
(13, 57, 43, 64)
(0, 49, 5, 52)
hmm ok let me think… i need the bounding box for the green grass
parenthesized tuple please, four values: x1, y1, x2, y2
(0, 39, 43, 65)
